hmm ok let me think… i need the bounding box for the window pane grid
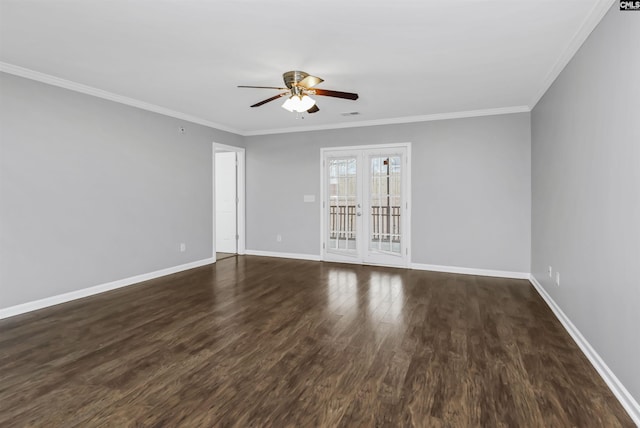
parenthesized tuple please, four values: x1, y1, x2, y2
(369, 155, 402, 254)
(328, 158, 357, 251)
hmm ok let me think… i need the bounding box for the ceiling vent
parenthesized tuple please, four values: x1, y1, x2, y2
(340, 112, 361, 116)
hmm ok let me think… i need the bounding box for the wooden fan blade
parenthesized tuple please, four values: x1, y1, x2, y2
(250, 92, 288, 108)
(312, 89, 359, 100)
(299, 75, 324, 88)
(239, 85, 288, 90)
(307, 105, 320, 114)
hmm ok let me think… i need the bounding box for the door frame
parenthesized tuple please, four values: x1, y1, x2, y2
(213, 143, 246, 261)
(319, 142, 412, 268)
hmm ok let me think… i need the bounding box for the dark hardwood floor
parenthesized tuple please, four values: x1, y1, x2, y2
(0, 256, 634, 427)
(216, 252, 236, 261)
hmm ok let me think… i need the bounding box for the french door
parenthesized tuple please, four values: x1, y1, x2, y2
(321, 144, 410, 267)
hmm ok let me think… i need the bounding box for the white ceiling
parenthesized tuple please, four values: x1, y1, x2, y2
(0, 0, 612, 135)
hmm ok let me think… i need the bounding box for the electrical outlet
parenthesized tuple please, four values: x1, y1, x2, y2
(548, 266, 552, 278)
(180, 243, 186, 252)
(276, 234, 282, 242)
(555, 272, 560, 286)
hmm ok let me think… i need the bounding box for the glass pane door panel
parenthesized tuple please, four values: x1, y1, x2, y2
(328, 157, 357, 253)
(368, 155, 402, 254)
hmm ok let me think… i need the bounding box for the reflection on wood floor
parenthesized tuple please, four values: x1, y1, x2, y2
(0, 256, 634, 426)
(216, 252, 236, 261)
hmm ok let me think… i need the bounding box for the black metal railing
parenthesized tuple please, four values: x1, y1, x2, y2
(329, 205, 400, 242)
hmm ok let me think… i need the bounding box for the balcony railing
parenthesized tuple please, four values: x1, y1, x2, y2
(329, 205, 400, 242)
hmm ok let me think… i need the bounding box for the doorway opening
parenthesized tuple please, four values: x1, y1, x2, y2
(320, 143, 411, 268)
(213, 143, 245, 262)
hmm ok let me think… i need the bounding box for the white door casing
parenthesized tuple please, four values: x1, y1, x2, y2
(213, 143, 246, 259)
(215, 151, 237, 253)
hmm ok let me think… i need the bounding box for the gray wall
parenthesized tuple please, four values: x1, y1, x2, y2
(245, 113, 531, 273)
(531, 7, 640, 401)
(0, 72, 242, 308)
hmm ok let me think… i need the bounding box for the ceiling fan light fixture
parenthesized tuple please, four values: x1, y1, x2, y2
(298, 95, 315, 111)
(282, 95, 316, 113)
(241, 71, 358, 113)
(281, 96, 295, 112)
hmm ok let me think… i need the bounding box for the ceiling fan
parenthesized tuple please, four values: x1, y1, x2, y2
(238, 71, 359, 114)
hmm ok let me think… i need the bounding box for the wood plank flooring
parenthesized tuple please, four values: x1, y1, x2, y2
(216, 252, 237, 261)
(0, 256, 634, 427)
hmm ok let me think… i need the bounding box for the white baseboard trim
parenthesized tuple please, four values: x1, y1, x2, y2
(244, 249, 321, 262)
(243, 254, 528, 279)
(529, 275, 640, 426)
(0, 257, 215, 320)
(411, 263, 530, 279)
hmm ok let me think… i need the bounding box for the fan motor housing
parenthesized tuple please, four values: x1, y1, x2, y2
(283, 70, 309, 89)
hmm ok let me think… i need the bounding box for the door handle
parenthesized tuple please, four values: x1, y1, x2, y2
(357, 212, 362, 216)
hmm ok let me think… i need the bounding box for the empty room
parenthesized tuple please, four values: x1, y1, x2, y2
(0, 0, 638, 426)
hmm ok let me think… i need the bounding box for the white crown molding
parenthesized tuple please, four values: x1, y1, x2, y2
(411, 263, 530, 279)
(529, 275, 640, 425)
(245, 249, 321, 261)
(0, 62, 242, 135)
(2, 62, 532, 137)
(243, 106, 531, 136)
(529, 0, 615, 109)
(0, 257, 214, 320)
